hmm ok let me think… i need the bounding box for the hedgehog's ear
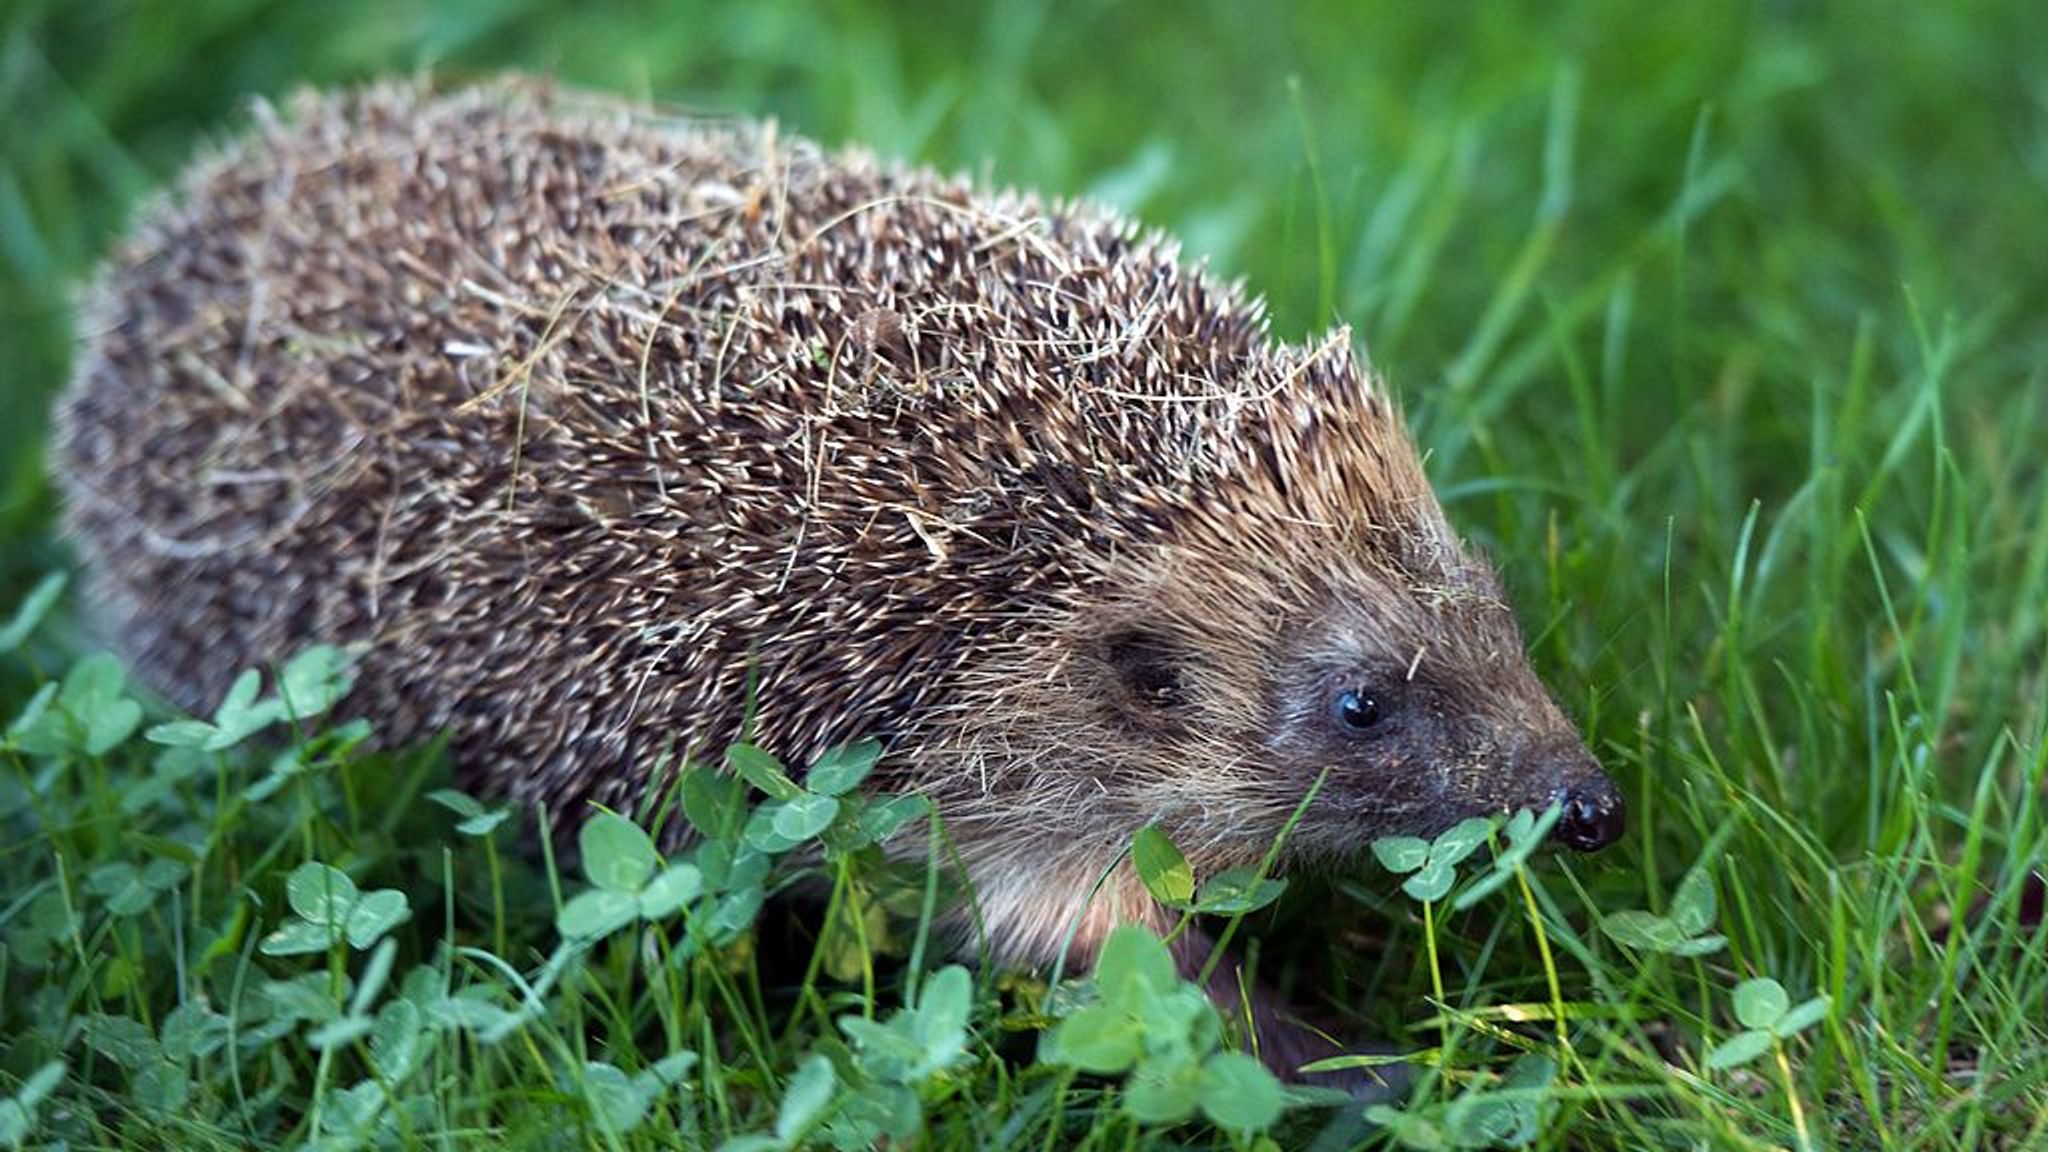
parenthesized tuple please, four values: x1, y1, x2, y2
(1096, 625, 1188, 723)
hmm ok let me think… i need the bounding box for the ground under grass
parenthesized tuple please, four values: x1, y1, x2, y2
(4, 2, 2046, 1148)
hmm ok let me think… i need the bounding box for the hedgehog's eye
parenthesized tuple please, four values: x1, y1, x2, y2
(1333, 689, 1384, 733)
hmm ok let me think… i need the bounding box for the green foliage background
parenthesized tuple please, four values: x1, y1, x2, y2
(3, 1, 2046, 1147)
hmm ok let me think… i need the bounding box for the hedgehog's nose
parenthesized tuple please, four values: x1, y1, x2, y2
(1553, 772, 1626, 852)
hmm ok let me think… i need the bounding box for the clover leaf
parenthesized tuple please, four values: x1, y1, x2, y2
(839, 964, 975, 1084)
(1705, 977, 1830, 1070)
(1198, 1050, 1286, 1131)
(1046, 925, 1287, 1132)
(1374, 816, 1498, 903)
(581, 811, 660, 891)
(556, 811, 703, 940)
(9, 654, 143, 758)
(1732, 977, 1790, 1029)
(806, 738, 881, 796)
(261, 863, 411, 955)
(1598, 856, 1725, 956)
(726, 742, 913, 856)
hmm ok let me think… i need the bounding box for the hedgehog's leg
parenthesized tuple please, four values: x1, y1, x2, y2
(1173, 929, 1409, 1102)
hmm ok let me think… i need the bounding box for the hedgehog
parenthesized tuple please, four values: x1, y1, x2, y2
(55, 80, 1624, 1080)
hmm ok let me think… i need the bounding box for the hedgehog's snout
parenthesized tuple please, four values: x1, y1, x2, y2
(1555, 772, 1625, 852)
(1516, 739, 1625, 852)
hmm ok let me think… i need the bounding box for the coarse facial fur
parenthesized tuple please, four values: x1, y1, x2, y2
(55, 80, 1621, 1078)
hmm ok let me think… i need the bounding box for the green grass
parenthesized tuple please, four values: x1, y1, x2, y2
(4, 1, 2047, 1148)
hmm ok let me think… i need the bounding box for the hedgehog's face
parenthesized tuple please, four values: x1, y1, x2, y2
(1253, 577, 1626, 864)
(1086, 554, 1622, 871)
(1070, 362, 1621, 872)
(1253, 582, 1622, 860)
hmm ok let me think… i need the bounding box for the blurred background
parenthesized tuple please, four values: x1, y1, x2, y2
(4, 0, 2046, 793)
